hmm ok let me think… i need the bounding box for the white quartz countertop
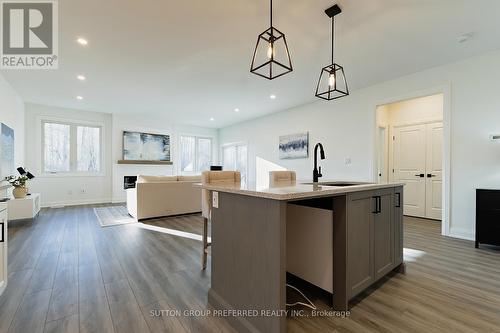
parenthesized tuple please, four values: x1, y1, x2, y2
(196, 181, 405, 201)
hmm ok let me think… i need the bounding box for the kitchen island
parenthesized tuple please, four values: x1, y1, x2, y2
(202, 181, 405, 333)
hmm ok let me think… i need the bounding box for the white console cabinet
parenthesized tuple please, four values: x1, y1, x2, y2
(0, 202, 7, 296)
(7, 193, 41, 221)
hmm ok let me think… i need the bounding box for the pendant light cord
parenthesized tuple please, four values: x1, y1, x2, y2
(270, 0, 273, 28)
(331, 16, 335, 64)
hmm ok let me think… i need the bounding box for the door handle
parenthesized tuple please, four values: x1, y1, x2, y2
(395, 192, 401, 208)
(414, 173, 425, 178)
(427, 174, 436, 178)
(0, 222, 4, 243)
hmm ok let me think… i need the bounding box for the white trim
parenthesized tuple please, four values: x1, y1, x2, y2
(372, 84, 452, 238)
(42, 197, 113, 208)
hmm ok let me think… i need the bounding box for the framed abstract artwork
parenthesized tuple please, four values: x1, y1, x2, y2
(279, 132, 309, 159)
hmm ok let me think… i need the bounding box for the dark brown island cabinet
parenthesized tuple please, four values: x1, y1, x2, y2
(203, 182, 405, 333)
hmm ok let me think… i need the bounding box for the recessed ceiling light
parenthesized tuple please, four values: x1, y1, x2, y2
(234, 108, 240, 112)
(270, 94, 276, 99)
(76, 96, 84, 100)
(77, 75, 86, 81)
(77, 38, 88, 46)
(210, 117, 214, 121)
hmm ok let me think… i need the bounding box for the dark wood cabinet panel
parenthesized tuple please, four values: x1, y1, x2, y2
(476, 189, 500, 248)
(347, 191, 374, 298)
(394, 187, 404, 266)
(373, 189, 395, 280)
(347, 187, 403, 299)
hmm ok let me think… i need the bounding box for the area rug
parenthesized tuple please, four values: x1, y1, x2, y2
(93, 205, 137, 227)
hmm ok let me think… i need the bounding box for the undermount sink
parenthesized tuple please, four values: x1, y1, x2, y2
(302, 182, 373, 187)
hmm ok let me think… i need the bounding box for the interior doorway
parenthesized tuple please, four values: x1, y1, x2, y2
(376, 93, 444, 221)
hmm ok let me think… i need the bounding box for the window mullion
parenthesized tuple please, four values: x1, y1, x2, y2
(70, 125, 78, 172)
(195, 137, 199, 173)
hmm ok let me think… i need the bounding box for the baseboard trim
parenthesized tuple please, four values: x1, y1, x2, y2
(448, 227, 475, 241)
(42, 198, 113, 208)
(111, 198, 126, 204)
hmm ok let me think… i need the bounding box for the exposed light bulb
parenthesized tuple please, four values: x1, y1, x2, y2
(77, 38, 88, 46)
(267, 42, 274, 59)
(328, 73, 336, 88)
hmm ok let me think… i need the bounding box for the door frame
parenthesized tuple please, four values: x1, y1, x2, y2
(372, 85, 451, 237)
(376, 125, 389, 183)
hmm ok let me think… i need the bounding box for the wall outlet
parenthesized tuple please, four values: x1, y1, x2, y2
(345, 157, 352, 165)
(80, 189, 86, 194)
(212, 191, 219, 208)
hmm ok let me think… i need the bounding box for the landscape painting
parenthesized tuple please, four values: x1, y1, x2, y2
(1, 123, 14, 180)
(279, 132, 309, 159)
(123, 131, 171, 161)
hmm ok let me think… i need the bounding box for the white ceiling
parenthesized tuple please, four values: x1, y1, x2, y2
(2, 0, 500, 128)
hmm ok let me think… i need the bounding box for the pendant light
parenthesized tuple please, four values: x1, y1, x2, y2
(315, 4, 349, 100)
(250, 0, 293, 80)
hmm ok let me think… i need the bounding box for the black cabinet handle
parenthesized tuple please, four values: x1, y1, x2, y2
(395, 193, 401, 207)
(427, 174, 436, 178)
(414, 174, 425, 178)
(0, 222, 4, 243)
(372, 196, 381, 214)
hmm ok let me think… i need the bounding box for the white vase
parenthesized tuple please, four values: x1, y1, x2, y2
(12, 186, 27, 199)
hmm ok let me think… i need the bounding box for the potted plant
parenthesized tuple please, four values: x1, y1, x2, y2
(4, 168, 35, 199)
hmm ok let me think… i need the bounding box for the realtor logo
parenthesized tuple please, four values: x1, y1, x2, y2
(1, 0, 58, 69)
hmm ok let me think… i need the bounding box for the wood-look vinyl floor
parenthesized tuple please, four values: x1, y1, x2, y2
(0, 206, 499, 333)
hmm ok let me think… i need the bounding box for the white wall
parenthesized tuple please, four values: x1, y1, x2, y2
(380, 94, 443, 126)
(24, 104, 218, 206)
(111, 114, 218, 202)
(25, 103, 113, 206)
(219, 49, 500, 241)
(0, 73, 25, 170)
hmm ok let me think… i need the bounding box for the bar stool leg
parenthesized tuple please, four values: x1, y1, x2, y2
(202, 217, 208, 270)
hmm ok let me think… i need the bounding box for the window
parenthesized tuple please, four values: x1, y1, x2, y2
(43, 121, 102, 174)
(180, 135, 212, 174)
(44, 123, 70, 172)
(77, 126, 101, 172)
(222, 143, 248, 185)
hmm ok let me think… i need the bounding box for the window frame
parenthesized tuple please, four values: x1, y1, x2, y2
(178, 134, 213, 175)
(221, 141, 248, 185)
(40, 118, 105, 177)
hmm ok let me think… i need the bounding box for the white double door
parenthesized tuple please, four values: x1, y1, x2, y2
(393, 122, 443, 220)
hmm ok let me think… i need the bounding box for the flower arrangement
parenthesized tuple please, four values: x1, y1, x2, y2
(4, 167, 35, 198)
(5, 174, 30, 187)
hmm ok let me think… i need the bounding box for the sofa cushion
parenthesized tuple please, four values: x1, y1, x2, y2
(178, 175, 201, 182)
(137, 175, 178, 183)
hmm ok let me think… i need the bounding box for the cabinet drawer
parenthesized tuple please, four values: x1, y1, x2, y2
(476, 190, 500, 210)
(476, 210, 500, 230)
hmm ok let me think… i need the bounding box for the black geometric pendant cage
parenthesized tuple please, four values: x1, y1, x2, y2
(315, 4, 349, 100)
(250, 0, 293, 80)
